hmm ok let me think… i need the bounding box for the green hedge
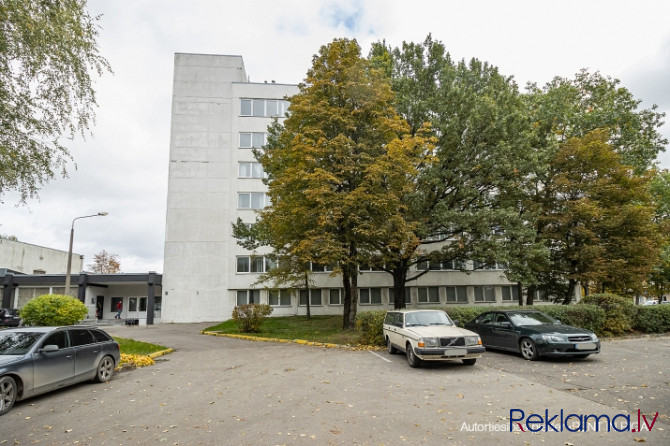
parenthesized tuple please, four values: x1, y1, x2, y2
(634, 305, 670, 333)
(581, 293, 636, 336)
(356, 298, 670, 344)
(356, 310, 386, 346)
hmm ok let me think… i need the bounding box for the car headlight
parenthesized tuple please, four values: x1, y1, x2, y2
(541, 334, 566, 343)
(465, 336, 481, 346)
(590, 334, 599, 342)
(418, 337, 438, 348)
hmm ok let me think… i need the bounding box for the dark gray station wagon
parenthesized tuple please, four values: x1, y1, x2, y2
(0, 326, 120, 415)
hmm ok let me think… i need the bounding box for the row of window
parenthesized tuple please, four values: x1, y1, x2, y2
(240, 99, 290, 118)
(236, 285, 520, 306)
(235, 256, 508, 273)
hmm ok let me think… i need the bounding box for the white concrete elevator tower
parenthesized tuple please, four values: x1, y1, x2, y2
(162, 54, 297, 322)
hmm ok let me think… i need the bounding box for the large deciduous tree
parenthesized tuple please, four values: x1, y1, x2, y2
(370, 35, 541, 308)
(251, 39, 431, 329)
(0, 0, 111, 203)
(540, 130, 661, 302)
(520, 71, 667, 302)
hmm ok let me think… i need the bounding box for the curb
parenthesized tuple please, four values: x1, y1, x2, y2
(201, 331, 384, 351)
(148, 348, 175, 358)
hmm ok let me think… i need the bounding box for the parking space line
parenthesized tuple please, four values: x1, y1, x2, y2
(369, 351, 392, 362)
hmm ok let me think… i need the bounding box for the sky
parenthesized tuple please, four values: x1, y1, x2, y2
(1, 0, 669, 274)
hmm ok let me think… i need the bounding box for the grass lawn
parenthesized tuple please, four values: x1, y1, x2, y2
(114, 336, 169, 355)
(205, 315, 364, 346)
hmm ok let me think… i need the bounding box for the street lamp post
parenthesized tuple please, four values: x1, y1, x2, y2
(64, 212, 108, 297)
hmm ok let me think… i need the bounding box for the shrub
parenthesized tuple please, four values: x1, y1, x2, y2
(634, 305, 670, 333)
(541, 304, 606, 334)
(20, 294, 88, 326)
(231, 304, 273, 333)
(356, 310, 386, 346)
(581, 293, 635, 336)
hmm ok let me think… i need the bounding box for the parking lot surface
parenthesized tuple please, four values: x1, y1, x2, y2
(2, 323, 669, 445)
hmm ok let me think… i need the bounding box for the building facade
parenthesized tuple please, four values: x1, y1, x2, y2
(0, 238, 83, 275)
(161, 53, 556, 324)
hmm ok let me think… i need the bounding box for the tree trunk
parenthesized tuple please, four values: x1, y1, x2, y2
(562, 279, 577, 305)
(526, 285, 535, 306)
(304, 271, 311, 319)
(392, 263, 409, 309)
(342, 267, 353, 330)
(517, 282, 524, 306)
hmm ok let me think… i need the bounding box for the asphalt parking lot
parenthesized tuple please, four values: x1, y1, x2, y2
(2, 324, 669, 446)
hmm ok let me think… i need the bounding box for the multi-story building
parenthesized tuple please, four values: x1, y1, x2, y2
(161, 53, 530, 323)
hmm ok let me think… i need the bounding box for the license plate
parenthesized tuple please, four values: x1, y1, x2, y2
(575, 342, 597, 350)
(443, 349, 462, 357)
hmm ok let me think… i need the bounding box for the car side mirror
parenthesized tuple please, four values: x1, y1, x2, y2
(499, 321, 512, 328)
(451, 319, 460, 327)
(40, 344, 59, 353)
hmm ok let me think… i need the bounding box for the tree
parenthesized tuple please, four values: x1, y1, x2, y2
(519, 70, 668, 302)
(525, 70, 667, 173)
(0, 0, 111, 203)
(88, 250, 121, 273)
(539, 130, 661, 302)
(251, 38, 430, 329)
(370, 35, 541, 308)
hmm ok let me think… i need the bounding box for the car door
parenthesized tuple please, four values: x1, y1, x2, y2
(473, 312, 495, 346)
(70, 329, 100, 381)
(491, 313, 517, 350)
(387, 312, 404, 350)
(32, 330, 75, 394)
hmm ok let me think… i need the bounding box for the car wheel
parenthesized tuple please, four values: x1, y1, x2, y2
(462, 358, 477, 366)
(94, 356, 115, 383)
(0, 375, 17, 416)
(519, 338, 539, 361)
(406, 343, 422, 368)
(386, 337, 398, 355)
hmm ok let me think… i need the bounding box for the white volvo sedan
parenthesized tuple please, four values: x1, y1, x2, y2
(383, 309, 485, 368)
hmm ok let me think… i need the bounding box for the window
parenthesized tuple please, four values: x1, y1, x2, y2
(42, 331, 69, 349)
(417, 286, 440, 303)
(237, 289, 261, 305)
(238, 192, 269, 209)
(70, 329, 95, 346)
(474, 286, 496, 302)
(237, 256, 274, 273)
(501, 286, 519, 301)
(240, 99, 290, 117)
(269, 290, 291, 306)
(473, 261, 500, 270)
(359, 288, 382, 305)
(129, 297, 138, 312)
(299, 289, 322, 306)
(416, 260, 429, 271)
(239, 132, 266, 149)
(329, 289, 342, 305)
(446, 286, 468, 303)
(239, 162, 265, 178)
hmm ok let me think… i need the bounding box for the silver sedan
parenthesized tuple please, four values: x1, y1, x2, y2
(0, 326, 120, 415)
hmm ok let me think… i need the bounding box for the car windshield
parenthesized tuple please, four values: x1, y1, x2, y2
(405, 311, 452, 327)
(508, 312, 556, 326)
(0, 332, 44, 355)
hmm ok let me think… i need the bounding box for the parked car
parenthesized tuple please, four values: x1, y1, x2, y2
(0, 326, 120, 415)
(383, 309, 485, 368)
(643, 300, 658, 305)
(464, 310, 600, 361)
(0, 309, 21, 327)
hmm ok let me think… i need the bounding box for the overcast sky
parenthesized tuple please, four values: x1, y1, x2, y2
(1, 0, 669, 273)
